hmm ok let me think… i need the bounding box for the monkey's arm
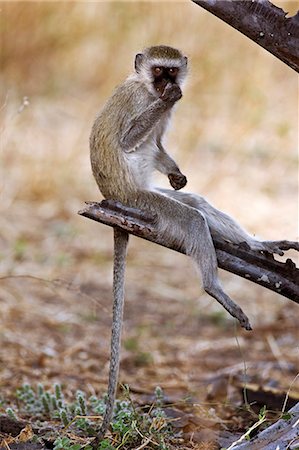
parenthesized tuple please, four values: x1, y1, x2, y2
(155, 141, 187, 190)
(120, 100, 169, 151)
(120, 83, 182, 152)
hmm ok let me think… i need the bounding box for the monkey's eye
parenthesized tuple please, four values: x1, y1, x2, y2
(168, 67, 179, 76)
(152, 67, 163, 76)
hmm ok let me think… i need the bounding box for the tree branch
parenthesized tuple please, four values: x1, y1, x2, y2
(191, 0, 299, 73)
(79, 200, 299, 303)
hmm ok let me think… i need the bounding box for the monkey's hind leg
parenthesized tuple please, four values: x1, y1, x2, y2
(93, 228, 129, 447)
(187, 216, 252, 331)
(148, 191, 251, 330)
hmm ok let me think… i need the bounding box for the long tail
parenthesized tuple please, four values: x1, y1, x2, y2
(93, 227, 129, 447)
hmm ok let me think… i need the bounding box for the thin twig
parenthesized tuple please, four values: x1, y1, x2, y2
(133, 438, 152, 450)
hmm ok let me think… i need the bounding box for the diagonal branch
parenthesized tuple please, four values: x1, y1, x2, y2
(191, 0, 299, 73)
(79, 200, 299, 303)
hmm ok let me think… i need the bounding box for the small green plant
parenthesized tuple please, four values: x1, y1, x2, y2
(6, 407, 18, 421)
(281, 412, 293, 421)
(8, 383, 174, 449)
(154, 386, 164, 407)
(53, 436, 81, 450)
(59, 408, 69, 427)
(98, 440, 116, 450)
(224, 405, 268, 450)
(76, 390, 87, 415)
(16, 383, 71, 422)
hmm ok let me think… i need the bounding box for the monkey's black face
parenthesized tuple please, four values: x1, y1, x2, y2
(151, 66, 179, 94)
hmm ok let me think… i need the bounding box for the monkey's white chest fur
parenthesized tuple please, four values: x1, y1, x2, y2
(124, 142, 158, 190)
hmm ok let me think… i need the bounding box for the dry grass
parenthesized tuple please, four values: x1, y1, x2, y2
(0, 2, 298, 447)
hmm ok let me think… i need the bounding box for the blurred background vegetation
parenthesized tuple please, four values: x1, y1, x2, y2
(0, 0, 298, 400)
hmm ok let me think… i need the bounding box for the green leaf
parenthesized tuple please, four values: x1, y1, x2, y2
(70, 445, 81, 450)
(98, 440, 116, 450)
(258, 405, 267, 420)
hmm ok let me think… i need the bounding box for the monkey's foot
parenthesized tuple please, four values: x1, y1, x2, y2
(260, 240, 299, 256)
(245, 240, 299, 256)
(205, 286, 252, 331)
(168, 172, 187, 190)
(225, 303, 252, 331)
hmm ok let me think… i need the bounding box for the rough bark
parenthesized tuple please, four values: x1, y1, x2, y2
(191, 0, 299, 73)
(79, 200, 299, 303)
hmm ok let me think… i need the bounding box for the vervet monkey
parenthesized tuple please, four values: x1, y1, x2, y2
(89, 45, 298, 442)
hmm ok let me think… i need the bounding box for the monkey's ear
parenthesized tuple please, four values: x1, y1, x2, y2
(135, 53, 144, 73)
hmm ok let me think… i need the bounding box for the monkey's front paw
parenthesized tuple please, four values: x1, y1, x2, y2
(168, 173, 187, 190)
(161, 83, 182, 103)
